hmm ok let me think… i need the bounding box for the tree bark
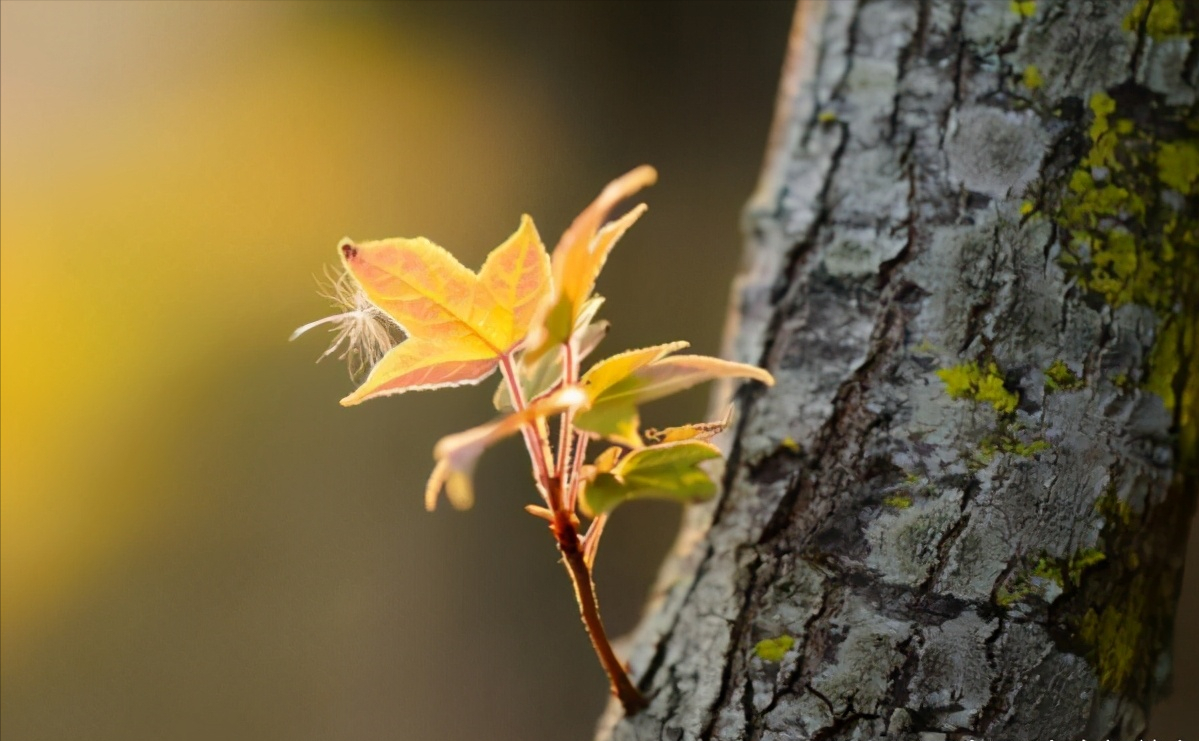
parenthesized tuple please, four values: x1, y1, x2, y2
(600, 0, 1197, 738)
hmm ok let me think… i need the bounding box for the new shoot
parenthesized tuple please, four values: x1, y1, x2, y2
(293, 166, 774, 715)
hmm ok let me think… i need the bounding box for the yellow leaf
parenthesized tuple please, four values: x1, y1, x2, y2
(339, 336, 500, 406)
(525, 166, 657, 357)
(575, 354, 772, 441)
(338, 214, 551, 404)
(646, 405, 734, 443)
(425, 386, 587, 510)
(555, 204, 647, 330)
(591, 446, 624, 474)
(580, 341, 689, 402)
(478, 215, 555, 350)
(597, 354, 773, 409)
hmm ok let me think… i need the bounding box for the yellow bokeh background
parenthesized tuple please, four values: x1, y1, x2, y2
(2, 1, 556, 635)
(2, 3, 797, 738)
(7, 3, 493, 638)
(2, 2, 1194, 739)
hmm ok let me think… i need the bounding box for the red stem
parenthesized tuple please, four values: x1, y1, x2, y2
(499, 353, 553, 497)
(553, 511, 647, 715)
(504, 344, 646, 715)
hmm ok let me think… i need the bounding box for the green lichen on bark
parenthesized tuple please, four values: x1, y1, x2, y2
(1010, 0, 1036, 19)
(1052, 80, 1198, 468)
(1079, 584, 1144, 691)
(1021, 65, 1044, 91)
(1033, 556, 1065, 587)
(753, 635, 795, 662)
(936, 361, 1020, 413)
(971, 418, 1051, 466)
(993, 579, 1034, 607)
(1097, 487, 1135, 525)
(1122, 0, 1189, 39)
(1044, 359, 1085, 391)
(994, 548, 1104, 609)
(977, 435, 1050, 463)
(1072, 558, 1180, 694)
(1068, 548, 1108, 585)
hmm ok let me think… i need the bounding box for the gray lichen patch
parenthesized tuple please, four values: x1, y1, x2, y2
(908, 611, 997, 730)
(945, 106, 1049, 199)
(754, 558, 827, 638)
(822, 227, 904, 279)
(760, 694, 835, 741)
(841, 61, 906, 149)
(972, 620, 1099, 738)
(960, 0, 1021, 53)
(866, 489, 964, 587)
(807, 597, 913, 716)
(743, 277, 875, 462)
(995, 643, 1098, 739)
(933, 516, 1010, 603)
(1012, 0, 1133, 101)
(1138, 37, 1197, 105)
(747, 559, 827, 711)
(827, 146, 910, 226)
(908, 220, 1005, 355)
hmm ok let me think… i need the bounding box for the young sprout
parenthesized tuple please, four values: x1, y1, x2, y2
(293, 166, 774, 715)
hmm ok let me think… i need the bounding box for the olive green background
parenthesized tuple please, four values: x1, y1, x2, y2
(1, 2, 1193, 739)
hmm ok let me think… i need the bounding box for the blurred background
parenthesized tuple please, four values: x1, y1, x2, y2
(0, 2, 1193, 740)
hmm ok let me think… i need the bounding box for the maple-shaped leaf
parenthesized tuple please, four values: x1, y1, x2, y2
(338, 214, 551, 406)
(426, 386, 587, 510)
(580, 440, 722, 516)
(575, 354, 774, 443)
(524, 165, 657, 359)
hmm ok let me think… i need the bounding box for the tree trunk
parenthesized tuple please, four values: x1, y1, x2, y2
(600, 0, 1197, 738)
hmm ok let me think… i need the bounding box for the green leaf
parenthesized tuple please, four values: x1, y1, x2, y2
(574, 399, 642, 447)
(580, 440, 722, 515)
(580, 473, 628, 516)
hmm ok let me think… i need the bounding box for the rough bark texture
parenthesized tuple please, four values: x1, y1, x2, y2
(599, 1, 1198, 738)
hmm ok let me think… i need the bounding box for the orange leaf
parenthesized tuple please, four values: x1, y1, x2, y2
(525, 166, 657, 357)
(338, 214, 551, 405)
(339, 336, 500, 406)
(425, 386, 588, 510)
(478, 215, 556, 350)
